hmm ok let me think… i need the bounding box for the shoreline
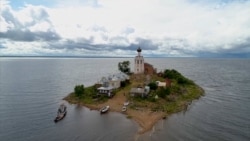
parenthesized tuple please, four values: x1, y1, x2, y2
(64, 92, 167, 134)
(63, 72, 204, 135)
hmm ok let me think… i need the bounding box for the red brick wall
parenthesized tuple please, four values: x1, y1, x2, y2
(144, 63, 156, 75)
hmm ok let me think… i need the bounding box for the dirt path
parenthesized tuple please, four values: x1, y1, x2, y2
(83, 89, 165, 134)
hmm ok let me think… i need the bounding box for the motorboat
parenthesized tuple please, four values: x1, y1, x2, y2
(54, 104, 67, 122)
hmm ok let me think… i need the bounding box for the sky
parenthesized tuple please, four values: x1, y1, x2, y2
(0, 0, 250, 57)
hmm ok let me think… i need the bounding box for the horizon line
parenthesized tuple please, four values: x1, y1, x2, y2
(0, 55, 249, 59)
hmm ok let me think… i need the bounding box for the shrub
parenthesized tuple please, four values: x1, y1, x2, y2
(170, 85, 181, 94)
(148, 82, 158, 90)
(121, 80, 130, 87)
(157, 87, 170, 98)
(177, 77, 188, 84)
(74, 85, 84, 97)
(163, 69, 194, 85)
(118, 61, 130, 74)
(163, 69, 181, 79)
(177, 77, 194, 85)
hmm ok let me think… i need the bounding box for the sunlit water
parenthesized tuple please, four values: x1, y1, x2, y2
(0, 58, 249, 141)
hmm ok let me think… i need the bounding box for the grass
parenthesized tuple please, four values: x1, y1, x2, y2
(130, 74, 204, 114)
(63, 85, 109, 104)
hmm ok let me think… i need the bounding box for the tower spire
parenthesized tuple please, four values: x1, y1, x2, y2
(137, 47, 142, 56)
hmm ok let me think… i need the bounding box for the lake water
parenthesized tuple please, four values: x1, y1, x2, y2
(0, 57, 249, 141)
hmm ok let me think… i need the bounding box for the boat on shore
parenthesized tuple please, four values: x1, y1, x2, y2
(54, 104, 67, 122)
(123, 101, 130, 106)
(122, 106, 127, 112)
(100, 105, 109, 114)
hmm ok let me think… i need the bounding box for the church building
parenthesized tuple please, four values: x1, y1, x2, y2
(134, 47, 144, 74)
(134, 47, 157, 75)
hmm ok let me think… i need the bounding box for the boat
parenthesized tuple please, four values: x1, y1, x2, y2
(100, 105, 109, 114)
(122, 106, 127, 112)
(54, 104, 67, 122)
(123, 101, 130, 106)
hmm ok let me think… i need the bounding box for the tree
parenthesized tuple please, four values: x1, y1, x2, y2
(148, 82, 158, 90)
(163, 69, 181, 79)
(74, 85, 84, 97)
(118, 61, 130, 74)
(157, 87, 170, 98)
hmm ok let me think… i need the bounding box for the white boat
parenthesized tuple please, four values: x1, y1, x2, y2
(100, 105, 109, 114)
(122, 106, 127, 112)
(123, 101, 130, 106)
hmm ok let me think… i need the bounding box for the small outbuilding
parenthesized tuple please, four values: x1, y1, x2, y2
(130, 86, 150, 97)
(96, 72, 130, 97)
(97, 86, 114, 97)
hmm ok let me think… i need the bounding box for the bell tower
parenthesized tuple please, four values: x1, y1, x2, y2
(134, 47, 144, 74)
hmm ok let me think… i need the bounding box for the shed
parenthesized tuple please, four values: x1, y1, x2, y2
(97, 86, 114, 97)
(130, 87, 150, 97)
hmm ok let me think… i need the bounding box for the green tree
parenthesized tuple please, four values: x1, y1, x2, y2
(118, 61, 130, 74)
(74, 85, 84, 97)
(163, 69, 181, 79)
(148, 82, 158, 90)
(157, 87, 170, 98)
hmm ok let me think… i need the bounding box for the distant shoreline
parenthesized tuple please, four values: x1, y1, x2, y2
(1, 56, 249, 59)
(0, 56, 134, 58)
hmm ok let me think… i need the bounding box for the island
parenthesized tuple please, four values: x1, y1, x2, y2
(63, 47, 204, 134)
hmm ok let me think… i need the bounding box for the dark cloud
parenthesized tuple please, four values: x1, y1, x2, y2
(194, 51, 250, 58)
(44, 37, 159, 53)
(111, 37, 160, 51)
(185, 36, 250, 58)
(101, 37, 159, 52)
(46, 38, 103, 51)
(135, 38, 159, 50)
(159, 36, 250, 57)
(44, 35, 249, 57)
(198, 37, 250, 55)
(0, 30, 61, 42)
(228, 37, 250, 53)
(205, 37, 250, 57)
(48, 35, 159, 53)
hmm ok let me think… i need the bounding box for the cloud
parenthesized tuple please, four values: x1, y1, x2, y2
(0, 0, 250, 57)
(0, 3, 61, 42)
(0, 30, 60, 42)
(121, 26, 135, 35)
